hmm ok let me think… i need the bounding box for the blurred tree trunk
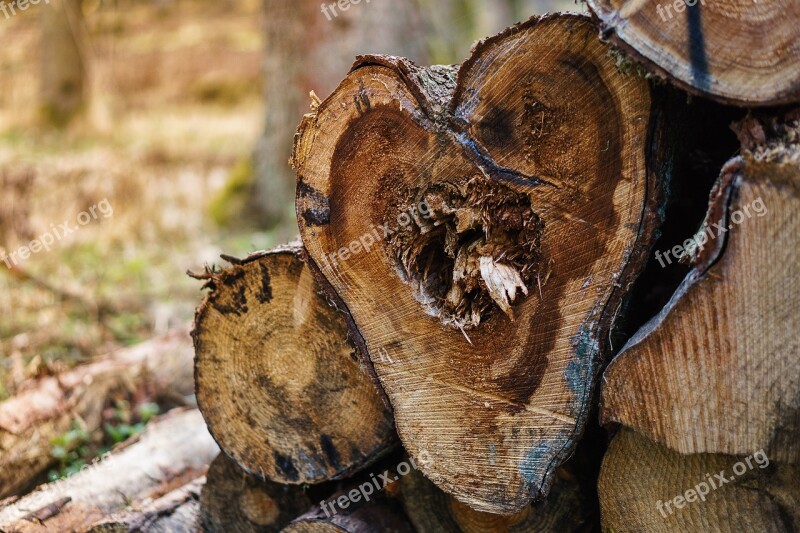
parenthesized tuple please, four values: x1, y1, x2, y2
(252, 0, 429, 227)
(417, 0, 474, 64)
(40, 0, 87, 127)
(473, 0, 516, 38)
(418, 0, 527, 65)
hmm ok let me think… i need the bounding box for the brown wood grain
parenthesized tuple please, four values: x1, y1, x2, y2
(193, 244, 395, 485)
(599, 428, 800, 533)
(295, 14, 668, 513)
(587, 0, 800, 106)
(602, 111, 800, 463)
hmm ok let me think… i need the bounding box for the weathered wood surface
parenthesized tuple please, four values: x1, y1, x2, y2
(602, 111, 800, 463)
(294, 13, 667, 513)
(599, 428, 800, 532)
(88, 477, 204, 533)
(399, 467, 592, 532)
(587, 0, 800, 106)
(0, 327, 195, 499)
(0, 409, 216, 532)
(200, 453, 310, 533)
(193, 244, 395, 485)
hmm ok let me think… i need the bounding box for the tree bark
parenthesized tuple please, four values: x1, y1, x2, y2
(253, 0, 428, 225)
(598, 428, 800, 533)
(192, 245, 395, 485)
(0, 327, 195, 499)
(0, 409, 217, 532)
(601, 109, 800, 464)
(199, 453, 310, 533)
(586, 0, 800, 106)
(88, 477, 204, 533)
(40, 0, 88, 126)
(294, 13, 668, 513)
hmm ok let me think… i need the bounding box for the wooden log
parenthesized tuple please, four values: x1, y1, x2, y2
(294, 13, 668, 513)
(586, 0, 800, 106)
(193, 245, 395, 485)
(0, 409, 217, 532)
(200, 453, 311, 533)
(601, 110, 800, 463)
(253, 0, 428, 224)
(398, 467, 593, 532)
(598, 428, 800, 532)
(0, 328, 195, 499)
(282, 492, 413, 533)
(88, 477, 204, 533)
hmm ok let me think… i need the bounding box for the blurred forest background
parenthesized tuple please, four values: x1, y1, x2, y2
(0, 0, 576, 475)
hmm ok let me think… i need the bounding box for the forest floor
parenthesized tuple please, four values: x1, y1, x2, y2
(0, 0, 582, 483)
(0, 0, 297, 402)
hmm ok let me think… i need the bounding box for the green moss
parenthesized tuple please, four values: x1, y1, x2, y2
(47, 422, 91, 482)
(47, 401, 160, 482)
(607, 47, 664, 84)
(208, 156, 255, 228)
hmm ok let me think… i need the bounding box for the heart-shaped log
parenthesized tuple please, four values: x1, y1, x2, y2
(587, 0, 800, 106)
(294, 14, 667, 513)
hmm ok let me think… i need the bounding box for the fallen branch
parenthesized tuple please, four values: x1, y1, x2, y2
(0, 409, 217, 532)
(0, 327, 195, 499)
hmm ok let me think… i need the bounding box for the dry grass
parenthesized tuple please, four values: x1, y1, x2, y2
(0, 0, 294, 399)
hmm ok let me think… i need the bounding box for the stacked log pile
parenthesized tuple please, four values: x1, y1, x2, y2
(1, 6, 798, 532)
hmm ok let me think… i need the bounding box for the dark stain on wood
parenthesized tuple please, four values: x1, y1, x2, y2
(273, 451, 300, 482)
(257, 263, 273, 303)
(320, 435, 342, 470)
(297, 178, 331, 226)
(211, 282, 248, 317)
(687, 3, 710, 92)
(478, 106, 515, 147)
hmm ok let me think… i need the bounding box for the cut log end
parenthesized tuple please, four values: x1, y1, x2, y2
(586, 0, 800, 106)
(601, 109, 800, 463)
(295, 13, 667, 513)
(200, 453, 310, 533)
(193, 245, 395, 485)
(599, 428, 800, 533)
